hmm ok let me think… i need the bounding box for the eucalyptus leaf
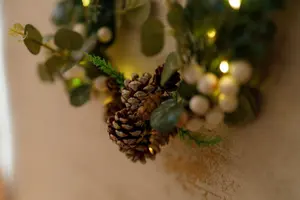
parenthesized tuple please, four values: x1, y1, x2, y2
(167, 2, 188, 32)
(224, 87, 262, 126)
(150, 99, 184, 133)
(161, 52, 180, 86)
(45, 55, 66, 75)
(141, 17, 164, 56)
(51, 0, 73, 26)
(23, 24, 43, 55)
(124, 0, 151, 27)
(37, 64, 54, 82)
(69, 84, 91, 107)
(177, 81, 198, 100)
(54, 28, 84, 51)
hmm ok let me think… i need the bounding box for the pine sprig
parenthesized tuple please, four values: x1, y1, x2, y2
(178, 128, 222, 146)
(86, 54, 125, 87)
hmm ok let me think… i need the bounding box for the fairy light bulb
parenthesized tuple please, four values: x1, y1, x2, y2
(220, 60, 229, 73)
(82, 0, 91, 7)
(207, 29, 216, 39)
(228, 0, 241, 9)
(149, 147, 154, 154)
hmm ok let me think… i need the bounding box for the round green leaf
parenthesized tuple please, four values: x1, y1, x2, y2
(124, 0, 151, 27)
(24, 24, 43, 55)
(69, 84, 91, 107)
(167, 2, 188, 32)
(45, 55, 66, 75)
(150, 99, 184, 133)
(37, 64, 54, 82)
(141, 17, 164, 57)
(177, 81, 198, 100)
(54, 28, 84, 51)
(161, 52, 180, 86)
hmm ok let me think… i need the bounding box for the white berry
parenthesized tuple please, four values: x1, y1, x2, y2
(189, 95, 210, 116)
(93, 76, 108, 92)
(197, 73, 218, 95)
(182, 65, 204, 85)
(185, 117, 204, 132)
(218, 94, 238, 113)
(63, 65, 85, 80)
(97, 27, 112, 43)
(230, 60, 252, 84)
(73, 23, 86, 37)
(219, 75, 239, 97)
(205, 107, 224, 126)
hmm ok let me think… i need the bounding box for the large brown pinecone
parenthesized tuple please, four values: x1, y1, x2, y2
(121, 65, 180, 112)
(108, 108, 175, 163)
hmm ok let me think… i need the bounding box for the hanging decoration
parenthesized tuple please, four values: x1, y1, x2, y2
(10, 0, 285, 164)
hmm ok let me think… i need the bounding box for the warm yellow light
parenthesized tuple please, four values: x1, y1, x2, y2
(103, 95, 113, 105)
(220, 61, 229, 73)
(228, 0, 241, 9)
(82, 0, 91, 7)
(207, 29, 216, 38)
(149, 147, 154, 155)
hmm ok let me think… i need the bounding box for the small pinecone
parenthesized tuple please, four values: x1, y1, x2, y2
(152, 64, 181, 91)
(106, 77, 121, 97)
(108, 108, 174, 163)
(121, 73, 156, 111)
(104, 97, 125, 121)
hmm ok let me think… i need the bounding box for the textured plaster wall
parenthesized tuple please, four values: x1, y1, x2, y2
(3, 0, 300, 200)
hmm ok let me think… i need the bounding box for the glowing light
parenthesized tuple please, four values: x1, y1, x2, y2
(71, 78, 82, 88)
(149, 147, 154, 155)
(228, 0, 241, 9)
(207, 29, 216, 39)
(82, 0, 91, 7)
(220, 61, 229, 73)
(103, 95, 113, 105)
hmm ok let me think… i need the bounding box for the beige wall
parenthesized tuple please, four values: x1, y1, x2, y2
(3, 0, 300, 200)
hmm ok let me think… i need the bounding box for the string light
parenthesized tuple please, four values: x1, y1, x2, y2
(207, 29, 216, 39)
(82, 0, 91, 7)
(220, 61, 229, 73)
(149, 147, 154, 154)
(228, 0, 241, 10)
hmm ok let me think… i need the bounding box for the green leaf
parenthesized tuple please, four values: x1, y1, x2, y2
(124, 0, 151, 27)
(178, 128, 222, 146)
(141, 17, 164, 56)
(167, 2, 188, 32)
(224, 87, 262, 126)
(54, 28, 84, 51)
(177, 81, 198, 100)
(37, 64, 54, 82)
(23, 24, 43, 55)
(45, 55, 66, 75)
(161, 52, 180, 86)
(69, 83, 91, 107)
(150, 99, 184, 133)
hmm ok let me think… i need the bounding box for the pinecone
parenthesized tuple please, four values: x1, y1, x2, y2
(108, 108, 175, 163)
(152, 64, 181, 91)
(104, 97, 125, 121)
(121, 73, 156, 111)
(106, 77, 121, 97)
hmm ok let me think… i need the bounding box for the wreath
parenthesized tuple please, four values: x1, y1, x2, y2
(10, 0, 285, 164)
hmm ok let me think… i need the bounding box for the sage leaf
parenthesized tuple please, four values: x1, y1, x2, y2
(167, 2, 188, 32)
(150, 99, 184, 133)
(69, 84, 91, 107)
(24, 24, 43, 55)
(54, 28, 84, 51)
(161, 52, 180, 86)
(37, 64, 54, 82)
(141, 17, 164, 56)
(124, 0, 151, 27)
(177, 81, 198, 100)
